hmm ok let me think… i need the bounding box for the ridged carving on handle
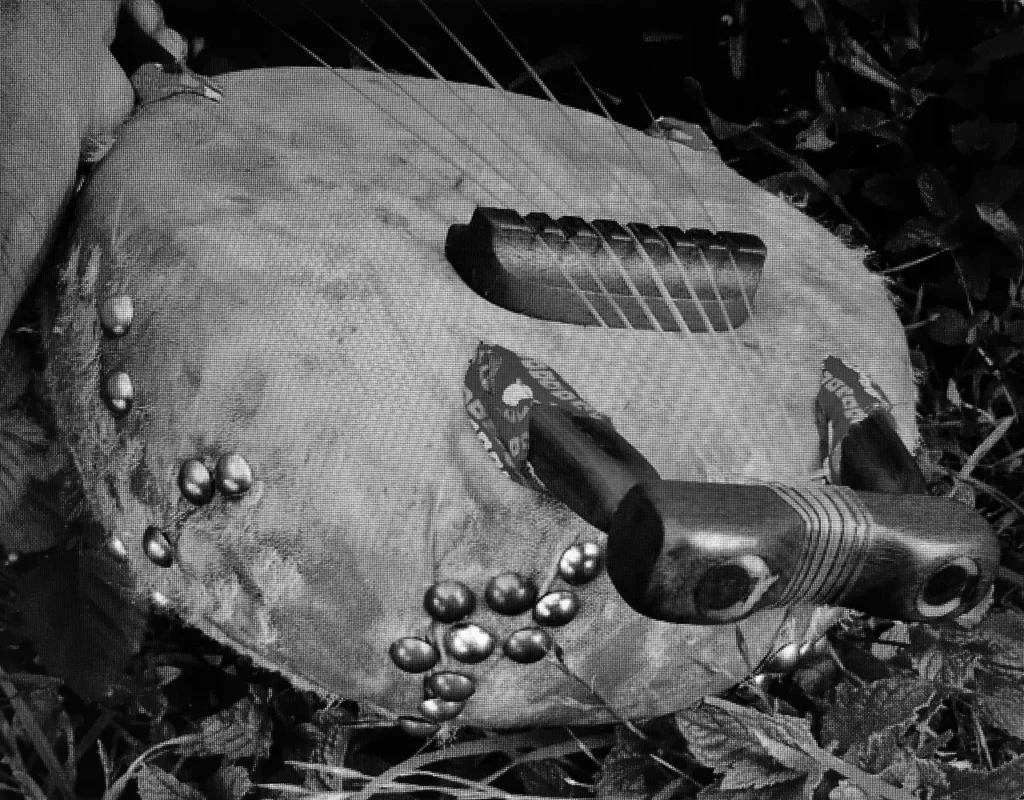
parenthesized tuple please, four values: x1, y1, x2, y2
(770, 484, 874, 605)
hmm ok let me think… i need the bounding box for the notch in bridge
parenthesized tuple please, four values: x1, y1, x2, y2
(445, 207, 766, 332)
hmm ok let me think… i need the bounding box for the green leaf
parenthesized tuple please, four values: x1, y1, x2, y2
(515, 759, 582, 798)
(15, 544, 148, 702)
(885, 217, 955, 253)
(193, 698, 272, 762)
(954, 247, 992, 301)
(928, 307, 969, 346)
(136, 765, 207, 800)
(976, 670, 1024, 740)
(969, 26, 1024, 71)
(976, 202, 1024, 265)
(207, 765, 251, 800)
(697, 779, 808, 799)
(595, 727, 656, 800)
(861, 173, 906, 210)
(945, 755, 1024, 800)
(677, 699, 822, 797)
(973, 609, 1024, 669)
(917, 165, 960, 219)
(795, 114, 835, 151)
(821, 678, 934, 753)
(951, 118, 1017, 159)
(844, 725, 947, 796)
(965, 165, 1024, 206)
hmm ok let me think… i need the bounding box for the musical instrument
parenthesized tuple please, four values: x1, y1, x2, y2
(43, 65, 995, 729)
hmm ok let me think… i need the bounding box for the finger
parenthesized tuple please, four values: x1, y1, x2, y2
(125, 0, 187, 62)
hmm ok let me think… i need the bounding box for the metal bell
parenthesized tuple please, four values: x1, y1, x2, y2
(105, 536, 129, 563)
(150, 590, 171, 609)
(389, 637, 440, 673)
(424, 671, 476, 702)
(178, 459, 215, 505)
(142, 526, 174, 568)
(215, 453, 253, 496)
(103, 371, 134, 416)
(99, 295, 134, 336)
(558, 542, 603, 585)
(533, 590, 580, 627)
(484, 572, 538, 615)
(502, 627, 553, 664)
(418, 697, 466, 723)
(424, 580, 476, 623)
(399, 717, 440, 738)
(764, 641, 801, 674)
(443, 623, 495, 664)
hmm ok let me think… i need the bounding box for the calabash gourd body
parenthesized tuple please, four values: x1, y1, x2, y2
(44, 67, 916, 727)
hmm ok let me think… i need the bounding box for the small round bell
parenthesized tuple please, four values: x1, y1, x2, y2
(484, 572, 538, 615)
(215, 453, 253, 497)
(399, 717, 440, 738)
(424, 580, 476, 623)
(142, 526, 174, 568)
(558, 542, 603, 585)
(178, 459, 214, 505)
(503, 627, 553, 664)
(105, 536, 129, 563)
(533, 590, 580, 627)
(425, 671, 476, 702)
(389, 637, 440, 673)
(419, 697, 466, 723)
(103, 371, 134, 416)
(150, 590, 171, 609)
(99, 295, 134, 336)
(764, 641, 801, 674)
(443, 623, 495, 664)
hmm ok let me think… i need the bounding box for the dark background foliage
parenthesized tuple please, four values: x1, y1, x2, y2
(2, 1, 1024, 798)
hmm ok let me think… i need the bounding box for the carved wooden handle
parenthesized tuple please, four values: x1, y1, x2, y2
(604, 480, 999, 624)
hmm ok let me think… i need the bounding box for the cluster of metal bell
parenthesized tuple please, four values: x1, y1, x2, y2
(390, 541, 603, 735)
(97, 292, 254, 592)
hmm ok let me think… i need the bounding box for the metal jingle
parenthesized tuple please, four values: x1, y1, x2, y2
(558, 542, 603, 585)
(484, 572, 538, 615)
(215, 453, 253, 497)
(99, 295, 134, 336)
(419, 697, 466, 723)
(103, 371, 134, 416)
(105, 535, 129, 563)
(142, 525, 174, 568)
(764, 641, 801, 674)
(389, 637, 440, 673)
(424, 580, 476, 623)
(399, 717, 441, 738)
(503, 627, 553, 664)
(150, 590, 171, 609)
(443, 623, 496, 664)
(424, 671, 476, 702)
(178, 459, 215, 505)
(532, 590, 580, 627)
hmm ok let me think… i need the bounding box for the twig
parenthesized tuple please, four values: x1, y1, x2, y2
(970, 702, 994, 770)
(881, 248, 951, 275)
(75, 707, 117, 764)
(345, 730, 615, 800)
